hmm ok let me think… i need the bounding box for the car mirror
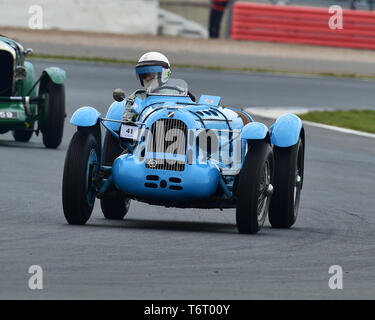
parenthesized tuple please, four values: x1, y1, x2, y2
(24, 48, 33, 56)
(113, 88, 125, 102)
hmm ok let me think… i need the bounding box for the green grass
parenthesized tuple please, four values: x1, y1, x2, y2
(299, 110, 375, 134)
(31, 53, 375, 80)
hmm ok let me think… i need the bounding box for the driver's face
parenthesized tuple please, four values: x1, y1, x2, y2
(143, 73, 155, 81)
(139, 72, 158, 89)
(143, 78, 155, 89)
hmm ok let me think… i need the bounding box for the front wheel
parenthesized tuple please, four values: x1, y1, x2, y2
(41, 82, 65, 149)
(236, 141, 274, 234)
(62, 128, 99, 225)
(269, 138, 304, 228)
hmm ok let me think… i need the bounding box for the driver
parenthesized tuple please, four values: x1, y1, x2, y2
(123, 52, 171, 122)
(123, 51, 196, 122)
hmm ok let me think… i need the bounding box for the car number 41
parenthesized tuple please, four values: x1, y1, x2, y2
(120, 124, 139, 140)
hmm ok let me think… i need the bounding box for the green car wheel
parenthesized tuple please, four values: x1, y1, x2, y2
(12, 128, 33, 142)
(42, 82, 65, 149)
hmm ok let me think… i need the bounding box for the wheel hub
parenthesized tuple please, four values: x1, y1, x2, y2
(296, 175, 302, 188)
(266, 184, 273, 196)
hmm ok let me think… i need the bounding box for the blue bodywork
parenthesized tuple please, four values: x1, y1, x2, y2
(104, 101, 126, 131)
(113, 155, 220, 202)
(69, 84, 304, 208)
(242, 122, 269, 140)
(198, 95, 221, 106)
(271, 113, 303, 147)
(71, 106, 101, 127)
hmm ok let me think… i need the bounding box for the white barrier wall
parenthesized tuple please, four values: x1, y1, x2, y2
(0, 0, 159, 35)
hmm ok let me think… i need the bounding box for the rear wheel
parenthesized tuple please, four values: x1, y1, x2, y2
(62, 128, 99, 225)
(100, 131, 131, 220)
(12, 128, 33, 142)
(236, 141, 274, 234)
(269, 138, 304, 228)
(42, 82, 65, 149)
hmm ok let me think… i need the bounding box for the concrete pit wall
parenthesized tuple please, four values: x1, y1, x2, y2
(0, 0, 159, 35)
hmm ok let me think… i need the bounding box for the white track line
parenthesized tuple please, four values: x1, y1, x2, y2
(246, 108, 375, 139)
(300, 120, 375, 139)
(246, 107, 311, 119)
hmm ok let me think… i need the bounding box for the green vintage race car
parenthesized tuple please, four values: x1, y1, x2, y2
(0, 36, 66, 148)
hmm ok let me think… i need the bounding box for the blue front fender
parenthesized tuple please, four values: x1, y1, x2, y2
(241, 122, 269, 140)
(70, 106, 101, 127)
(271, 113, 303, 147)
(104, 101, 126, 131)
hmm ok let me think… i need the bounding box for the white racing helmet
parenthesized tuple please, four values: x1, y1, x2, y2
(135, 52, 171, 90)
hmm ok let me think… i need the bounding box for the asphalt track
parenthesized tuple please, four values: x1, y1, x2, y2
(0, 60, 374, 299)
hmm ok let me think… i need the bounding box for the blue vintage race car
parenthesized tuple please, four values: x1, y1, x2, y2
(62, 79, 305, 234)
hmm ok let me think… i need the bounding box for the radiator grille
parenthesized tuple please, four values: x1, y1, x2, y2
(0, 50, 14, 97)
(146, 118, 187, 171)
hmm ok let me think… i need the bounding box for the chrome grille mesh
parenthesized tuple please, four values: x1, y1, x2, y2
(146, 119, 187, 171)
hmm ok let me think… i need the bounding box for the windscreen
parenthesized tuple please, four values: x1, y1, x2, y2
(147, 78, 188, 97)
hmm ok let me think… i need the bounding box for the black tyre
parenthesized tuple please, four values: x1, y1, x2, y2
(42, 82, 65, 149)
(236, 141, 274, 234)
(12, 129, 33, 142)
(269, 138, 304, 228)
(62, 129, 99, 225)
(100, 131, 131, 220)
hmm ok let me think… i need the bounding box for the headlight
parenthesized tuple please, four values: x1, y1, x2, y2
(15, 66, 27, 81)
